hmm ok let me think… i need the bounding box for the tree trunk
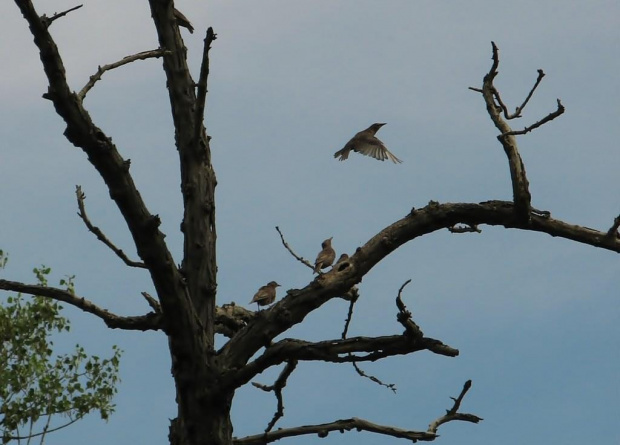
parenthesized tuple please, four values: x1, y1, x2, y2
(170, 385, 234, 445)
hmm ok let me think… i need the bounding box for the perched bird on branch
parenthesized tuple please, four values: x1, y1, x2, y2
(249, 281, 280, 310)
(174, 8, 194, 33)
(313, 238, 336, 274)
(334, 123, 402, 163)
(335, 253, 349, 264)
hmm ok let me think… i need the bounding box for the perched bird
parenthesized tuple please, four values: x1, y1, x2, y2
(333, 253, 349, 272)
(174, 8, 194, 33)
(335, 253, 349, 264)
(249, 281, 280, 310)
(334, 123, 402, 163)
(313, 237, 336, 274)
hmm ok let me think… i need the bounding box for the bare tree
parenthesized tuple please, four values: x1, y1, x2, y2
(2, 2, 618, 445)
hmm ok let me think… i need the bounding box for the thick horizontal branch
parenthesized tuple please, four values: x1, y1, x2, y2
(0, 279, 162, 331)
(225, 334, 457, 389)
(236, 381, 481, 444)
(219, 200, 620, 373)
(234, 417, 436, 445)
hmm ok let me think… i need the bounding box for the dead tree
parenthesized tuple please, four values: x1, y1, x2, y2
(3, 2, 618, 445)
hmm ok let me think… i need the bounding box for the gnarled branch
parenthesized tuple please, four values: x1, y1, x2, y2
(220, 200, 620, 373)
(0, 279, 162, 331)
(234, 417, 435, 444)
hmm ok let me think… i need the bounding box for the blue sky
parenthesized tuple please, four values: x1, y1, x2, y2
(1, 1, 619, 444)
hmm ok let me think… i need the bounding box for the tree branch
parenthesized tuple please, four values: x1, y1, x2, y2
(341, 287, 397, 392)
(220, 200, 620, 373)
(275, 226, 314, 271)
(75, 186, 146, 268)
(607, 214, 620, 238)
(395, 280, 423, 338)
(14, 0, 197, 351)
(511, 69, 545, 118)
(194, 27, 217, 144)
(252, 360, 298, 432)
(502, 99, 565, 136)
(41, 4, 83, 28)
(0, 279, 162, 331)
(236, 381, 482, 444)
(77, 49, 171, 101)
(427, 380, 482, 433)
(224, 334, 457, 390)
(481, 42, 532, 219)
(234, 417, 436, 444)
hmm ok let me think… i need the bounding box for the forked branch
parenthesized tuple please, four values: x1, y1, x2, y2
(236, 380, 480, 444)
(427, 380, 482, 433)
(476, 42, 564, 220)
(252, 360, 298, 432)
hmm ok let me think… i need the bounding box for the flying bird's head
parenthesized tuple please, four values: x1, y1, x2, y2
(368, 123, 386, 133)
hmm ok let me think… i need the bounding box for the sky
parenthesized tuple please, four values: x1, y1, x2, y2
(1, 1, 619, 444)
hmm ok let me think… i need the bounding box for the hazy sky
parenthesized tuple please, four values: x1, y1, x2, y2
(1, 1, 619, 444)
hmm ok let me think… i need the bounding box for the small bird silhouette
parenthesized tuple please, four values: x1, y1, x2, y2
(249, 281, 280, 309)
(313, 238, 336, 274)
(335, 253, 349, 264)
(174, 8, 194, 33)
(334, 123, 402, 163)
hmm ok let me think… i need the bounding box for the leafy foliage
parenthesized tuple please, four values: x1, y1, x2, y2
(0, 259, 121, 444)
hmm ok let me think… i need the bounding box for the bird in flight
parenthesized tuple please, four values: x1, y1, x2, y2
(334, 123, 402, 163)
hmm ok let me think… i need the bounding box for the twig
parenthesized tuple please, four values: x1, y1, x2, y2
(341, 292, 359, 339)
(427, 380, 482, 434)
(511, 69, 546, 118)
(395, 280, 423, 338)
(41, 4, 83, 28)
(340, 288, 396, 392)
(141, 291, 161, 312)
(252, 360, 298, 432)
(607, 215, 620, 237)
(77, 49, 171, 100)
(75, 186, 146, 268)
(194, 27, 217, 144)
(501, 99, 565, 136)
(275, 226, 314, 270)
(351, 363, 397, 393)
